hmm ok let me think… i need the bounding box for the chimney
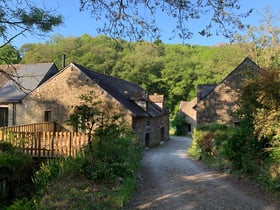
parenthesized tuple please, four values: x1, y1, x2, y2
(149, 93, 164, 109)
(62, 54, 66, 68)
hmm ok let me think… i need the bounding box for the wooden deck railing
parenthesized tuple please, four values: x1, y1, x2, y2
(0, 131, 89, 158)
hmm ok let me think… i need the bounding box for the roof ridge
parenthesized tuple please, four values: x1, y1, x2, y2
(72, 62, 141, 89)
(196, 57, 260, 104)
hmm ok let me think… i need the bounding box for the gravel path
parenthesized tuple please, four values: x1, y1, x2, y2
(125, 136, 280, 210)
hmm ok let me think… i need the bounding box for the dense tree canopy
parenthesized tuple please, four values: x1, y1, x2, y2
(0, 44, 20, 64)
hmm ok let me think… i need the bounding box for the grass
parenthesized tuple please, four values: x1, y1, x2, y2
(37, 174, 137, 210)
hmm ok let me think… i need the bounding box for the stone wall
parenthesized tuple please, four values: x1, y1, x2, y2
(196, 57, 260, 126)
(132, 114, 169, 148)
(196, 83, 239, 125)
(149, 115, 169, 146)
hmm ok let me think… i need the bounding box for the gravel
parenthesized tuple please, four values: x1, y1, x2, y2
(125, 136, 280, 210)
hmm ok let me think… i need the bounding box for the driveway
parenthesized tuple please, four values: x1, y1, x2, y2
(125, 136, 280, 210)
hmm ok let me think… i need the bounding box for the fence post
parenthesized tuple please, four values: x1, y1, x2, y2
(37, 132, 41, 162)
(69, 132, 73, 157)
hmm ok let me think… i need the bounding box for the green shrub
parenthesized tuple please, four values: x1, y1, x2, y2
(189, 122, 280, 192)
(224, 128, 262, 174)
(189, 123, 262, 173)
(5, 198, 34, 210)
(259, 142, 280, 192)
(171, 113, 187, 136)
(81, 126, 142, 180)
(33, 159, 63, 195)
(0, 142, 14, 152)
(189, 124, 231, 160)
(0, 142, 34, 203)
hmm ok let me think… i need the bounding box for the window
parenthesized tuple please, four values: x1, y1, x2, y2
(0, 107, 8, 127)
(44, 111, 51, 122)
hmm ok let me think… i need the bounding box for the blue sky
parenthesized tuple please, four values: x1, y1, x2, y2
(10, 0, 280, 48)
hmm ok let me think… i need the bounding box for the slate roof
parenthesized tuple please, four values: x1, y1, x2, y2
(0, 63, 58, 103)
(72, 63, 165, 117)
(197, 84, 216, 101)
(179, 97, 197, 121)
(195, 57, 260, 109)
(198, 57, 260, 103)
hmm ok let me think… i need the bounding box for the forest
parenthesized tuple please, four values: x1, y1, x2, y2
(2, 34, 252, 114)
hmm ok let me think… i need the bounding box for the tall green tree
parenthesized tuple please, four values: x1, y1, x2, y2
(0, 44, 20, 64)
(239, 69, 280, 141)
(112, 41, 164, 93)
(161, 45, 198, 110)
(20, 34, 123, 70)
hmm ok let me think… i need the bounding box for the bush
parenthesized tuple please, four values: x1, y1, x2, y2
(224, 128, 262, 174)
(171, 113, 187, 136)
(189, 124, 230, 160)
(188, 123, 262, 174)
(0, 142, 34, 203)
(33, 159, 63, 195)
(81, 126, 142, 180)
(189, 122, 280, 192)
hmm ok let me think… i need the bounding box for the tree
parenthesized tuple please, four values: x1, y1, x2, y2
(80, 0, 252, 41)
(68, 91, 103, 152)
(0, 44, 20, 64)
(66, 90, 142, 180)
(112, 41, 163, 93)
(0, 0, 62, 90)
(161, 45, 198, 110)
(239, 69, 280, 141)
(233, 7, 280, 69)
(0, 0, 62, 49)
(67, 90, 125, 152)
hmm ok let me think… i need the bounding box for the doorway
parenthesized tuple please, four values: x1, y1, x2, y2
(0, 107, 8, 127)
(145, 133, 150, 147)
(160, 127, 165, 142)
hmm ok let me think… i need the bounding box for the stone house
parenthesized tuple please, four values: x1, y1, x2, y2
(15, 63, 169, 147)
(179, 57, 260, 131)
(178, 97, 197, 133)
(0, 63, 59, 127)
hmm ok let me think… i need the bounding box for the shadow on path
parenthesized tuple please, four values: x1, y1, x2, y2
(125, 136, 279, 210)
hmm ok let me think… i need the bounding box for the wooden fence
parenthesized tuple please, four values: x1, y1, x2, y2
(0, 131, 88, 158)
(1, 121, 61, 133)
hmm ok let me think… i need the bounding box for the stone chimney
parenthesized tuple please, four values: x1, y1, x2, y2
(149, 93, 164, 109)
(62, 54, 66, 68)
